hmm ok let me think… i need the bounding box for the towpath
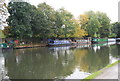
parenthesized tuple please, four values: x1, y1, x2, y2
(93, 63, 120, 80)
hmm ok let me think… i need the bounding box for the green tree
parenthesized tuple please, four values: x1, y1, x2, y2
(111, 22, 120, 37)
(79, 11, 111, 37)
(83, 11, 101, 37)
(34, 2, 56, 38)
(96, 11, 111, 37)
(7, 2, 34, 39)
(52, 11, 64, 37)
(57, 8, 75, 38)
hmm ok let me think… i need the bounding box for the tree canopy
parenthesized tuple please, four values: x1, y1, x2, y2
(5, 2, 87, 39)
(4, 2, 114, 39)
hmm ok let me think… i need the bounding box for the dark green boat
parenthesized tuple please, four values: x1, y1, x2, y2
(92, 38, 108, 44)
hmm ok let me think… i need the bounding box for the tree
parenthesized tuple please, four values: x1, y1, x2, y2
(79, 11, 111, 37)
(79, 14, 89, 30)
(96, 11, 111, 37)
(111, 22, 120, 37)
(81, 11, 101, 37)
(3, 26, 11, 37)
(7, 2, 34, 39)
(71, 19, 87, 37)
(52, 11, 64, 38)
(31, 2, 56, 38)
(57, 8, 75, 38)
(0, 30, 5, 38)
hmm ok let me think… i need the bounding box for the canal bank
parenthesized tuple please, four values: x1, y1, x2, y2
(83, 60, 120, 80)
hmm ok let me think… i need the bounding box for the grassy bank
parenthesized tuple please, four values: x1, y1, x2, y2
(82, 60, 120, 81)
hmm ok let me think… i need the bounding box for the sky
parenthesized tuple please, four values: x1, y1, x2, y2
(6, 0, 119, 23)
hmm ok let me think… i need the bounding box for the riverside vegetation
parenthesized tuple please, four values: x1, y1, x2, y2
(0, 1, 120, 40)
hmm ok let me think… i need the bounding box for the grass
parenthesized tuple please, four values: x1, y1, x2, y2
(82, 70, 102, 81)
(104, 60, 120, 69)
(81, 60, 120, 81)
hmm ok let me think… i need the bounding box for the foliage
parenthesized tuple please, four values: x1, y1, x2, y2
(5, 2, 112, 39)
(6, 2, 77, 39)
(7, 2, 34, 38)
(79, 11, 111, 37)
(0, 30, 5, 38)
(72, 19, 88, 37)
(57, 8, 75, 37)
(111, 22, 120, 37)
(96, 11, 111, 37)
(79, 14, 89, 30)
(33, 3, 56, 38)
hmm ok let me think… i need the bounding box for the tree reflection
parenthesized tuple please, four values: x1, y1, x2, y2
(109, 45, 120, 58)
(4, 47, 76, 79)
(74, 46, 109, 73)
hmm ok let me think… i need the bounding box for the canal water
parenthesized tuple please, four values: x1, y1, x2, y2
(0, 42, 119, 80)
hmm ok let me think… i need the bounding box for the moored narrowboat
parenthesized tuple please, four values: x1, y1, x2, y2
(47, 40, 71, 46)
(47, 38, 91, 46)
(75, 39, 91, 44)
(92, 38, 108, 44)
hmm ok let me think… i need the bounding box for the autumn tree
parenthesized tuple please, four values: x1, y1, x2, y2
(79, 14, 89, 30)
(72, 19, 87, 37)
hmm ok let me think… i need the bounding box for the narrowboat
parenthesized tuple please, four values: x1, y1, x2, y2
(47, 40, 71, 46)
(92, 38, 108, 44)
(47, 38, 91, 46)
(74, 39, 91, 44)
(92, 38, 117, 44)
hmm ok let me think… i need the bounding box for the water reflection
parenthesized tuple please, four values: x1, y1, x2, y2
(0, 50, 9, 80)
(1, 42, 120, 79)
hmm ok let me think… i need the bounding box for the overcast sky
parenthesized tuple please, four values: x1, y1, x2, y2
(6, 0, 119, 23)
